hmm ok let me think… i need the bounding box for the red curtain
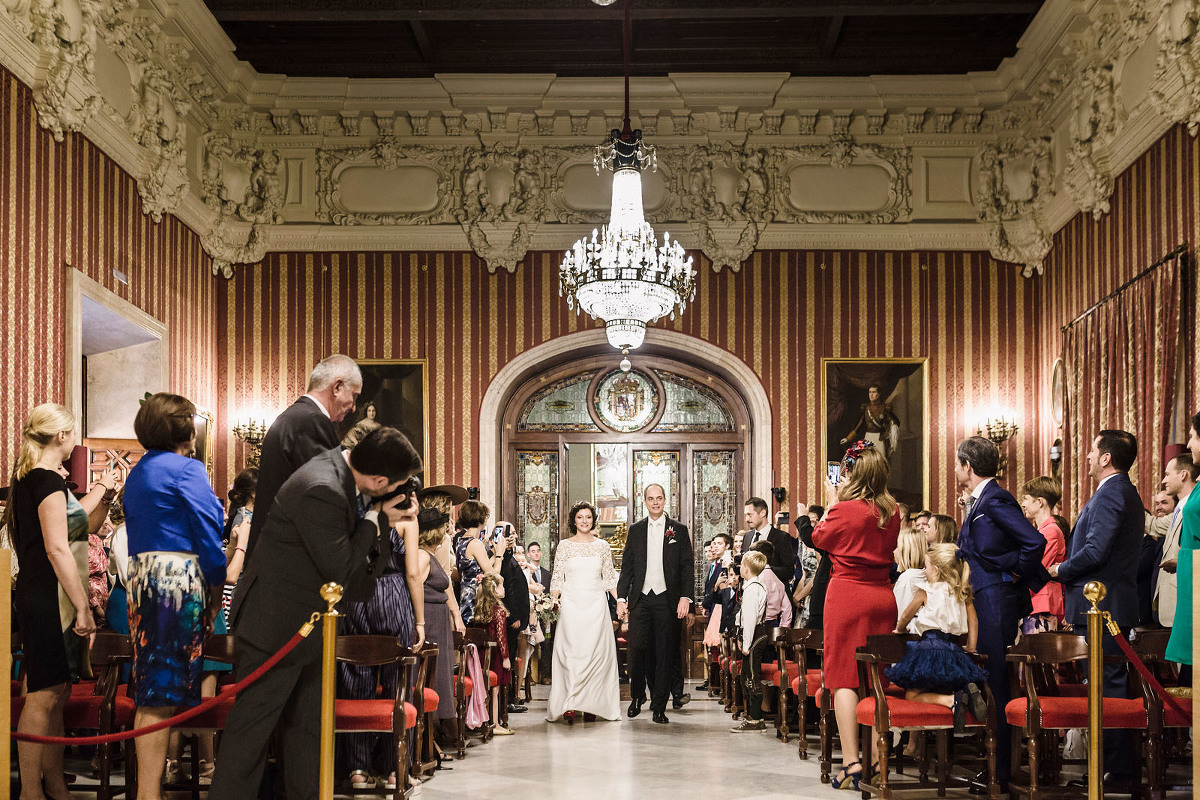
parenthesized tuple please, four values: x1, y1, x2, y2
(1061, 256, 1183, 515)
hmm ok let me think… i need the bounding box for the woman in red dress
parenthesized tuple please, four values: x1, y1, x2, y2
(812, 442, 901, 790)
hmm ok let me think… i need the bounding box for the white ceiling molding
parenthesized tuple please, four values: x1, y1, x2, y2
(1, 0, 1197, 277)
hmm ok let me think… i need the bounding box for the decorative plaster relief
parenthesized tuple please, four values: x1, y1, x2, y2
(774, 140, 912, 224)
(1150, 0, 1200, 133)
(976, 139, 1054, 275)
(316, 137, 455, 226)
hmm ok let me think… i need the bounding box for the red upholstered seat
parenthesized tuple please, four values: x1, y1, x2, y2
(1005, 697, 1148, 729)
(1164, 697, 1192, 727)
(761, 661, 800, 687)
(12, 693, 136, 730)
(453, 675, 474, 696)
(857, 696, 984, 729)
(488, 670, 499, 688)
(335, 699, 417, 731)
(421, 687, 440, 713)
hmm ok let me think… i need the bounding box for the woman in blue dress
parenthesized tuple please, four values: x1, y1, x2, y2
(454, 500, 504, 624)
(123, 393, 226, 799)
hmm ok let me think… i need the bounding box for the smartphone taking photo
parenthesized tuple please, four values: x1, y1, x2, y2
(827, 461, 842, 485)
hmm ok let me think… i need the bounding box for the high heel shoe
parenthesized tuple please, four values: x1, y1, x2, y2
(831, 762, 862, 791)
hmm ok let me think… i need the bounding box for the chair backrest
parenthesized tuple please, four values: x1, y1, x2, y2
(463, 626, 494, 650)
(1128, 627, 1171, 662)
(1007, 631, 1088, 665)
(859, 633, 919, 666)
(771, 627, 808, 647)
(90, 631, 132, 665)
(203, 634, 238, 666)
(335, 634, 416, 668)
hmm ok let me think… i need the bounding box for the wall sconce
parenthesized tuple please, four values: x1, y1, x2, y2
(232, 414, 271, 468)
(977, 412, 1020, 476)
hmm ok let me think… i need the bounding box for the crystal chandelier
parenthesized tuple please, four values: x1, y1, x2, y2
(558, 0, 695, 353)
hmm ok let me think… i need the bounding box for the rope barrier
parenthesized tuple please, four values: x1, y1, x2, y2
(1101, 611, 1191, 720)
(11, 612, 321, 746)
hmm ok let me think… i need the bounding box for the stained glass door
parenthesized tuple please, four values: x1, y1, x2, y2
(515, 450, 559, 568)
(633, 449, 681, 521)
(691, 449, 740, 597)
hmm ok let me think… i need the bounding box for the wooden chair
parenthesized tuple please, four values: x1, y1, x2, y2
(762, 627, 802, 742)
(782, 628, 823, 761)
(1127, 627, 1189, 800)
(167, 634, 239, 800)
(10, 632, 138, 800)
(333, 634, 424, 799)
(462, 627, 497, 741)
(855, 633, 998, 800)
(410, 643, 440, 780)
(1005, 631, 1148, 800)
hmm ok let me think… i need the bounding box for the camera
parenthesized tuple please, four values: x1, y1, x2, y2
(826, 461, 842, 485)
(377, 474, 422, 506)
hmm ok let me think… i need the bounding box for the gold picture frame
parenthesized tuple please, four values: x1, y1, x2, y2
(341, 360, 430, 476)
(193, 406, 215, 484)
(820, 357, 929, 510)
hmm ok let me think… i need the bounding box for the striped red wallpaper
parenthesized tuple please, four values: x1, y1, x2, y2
(1039, 124, 1200, 512)
(215, 249, 1046, 515)
(0, 68, 218, 477)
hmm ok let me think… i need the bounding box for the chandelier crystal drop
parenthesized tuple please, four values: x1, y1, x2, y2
(558, 0, 695, 352)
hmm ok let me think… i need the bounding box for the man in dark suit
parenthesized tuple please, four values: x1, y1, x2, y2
(617, 483, 694, 724)
(500, 527, 530, 713)
(210, 428, 421, 800)
(244, 354, 362, 564)
(954, 436, 1050, 793)
(1050, 429, 1143, 790)
(700, 533, 735, 692)
(741, 497, 793, 585)
(526, 542, 553, 684)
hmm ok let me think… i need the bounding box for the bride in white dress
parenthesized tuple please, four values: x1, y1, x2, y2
(546, 501, 622, 722)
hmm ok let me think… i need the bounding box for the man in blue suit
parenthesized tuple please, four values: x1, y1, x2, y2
(1050, 429, 1143, 790)
(954, 436, 1050, 792)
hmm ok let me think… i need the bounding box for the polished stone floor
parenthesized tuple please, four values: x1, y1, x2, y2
(415, 683, 832, 800)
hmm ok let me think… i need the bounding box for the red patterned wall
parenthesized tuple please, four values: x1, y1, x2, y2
(1039, 124, 1200, 512)
(215, 249, 1046, 514)
(0, 68, 218, 477)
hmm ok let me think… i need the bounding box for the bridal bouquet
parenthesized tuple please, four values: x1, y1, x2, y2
(534, 592, 559, 625)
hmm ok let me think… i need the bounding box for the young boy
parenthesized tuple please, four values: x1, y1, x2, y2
(730, 551, 769, 732)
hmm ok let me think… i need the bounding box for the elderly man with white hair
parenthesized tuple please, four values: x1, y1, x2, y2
(242, 354, 362, 564)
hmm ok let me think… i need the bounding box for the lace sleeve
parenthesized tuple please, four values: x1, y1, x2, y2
(550, 542, 567, 595)
(600, 540, 617, 592)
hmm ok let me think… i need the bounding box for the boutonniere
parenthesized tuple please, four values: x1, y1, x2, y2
(664, 526, 676, 542)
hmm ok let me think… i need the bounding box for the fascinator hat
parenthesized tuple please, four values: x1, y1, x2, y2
(842, 439, 876, 473)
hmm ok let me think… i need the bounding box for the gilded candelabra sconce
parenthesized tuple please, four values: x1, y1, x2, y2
(232, 418, 269, 468)
(977, 413, 1020, 477)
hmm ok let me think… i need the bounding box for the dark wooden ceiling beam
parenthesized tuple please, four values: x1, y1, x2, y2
(822, 15, 845, 58)
(205, 0, 1042, 24)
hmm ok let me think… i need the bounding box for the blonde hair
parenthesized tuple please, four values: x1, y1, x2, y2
(2, 404, 75, 533)
(418, 491, 454, 548)
(893, 528, 926, 571)
(473, 572, 506, 624)
(837, 447, 898, 528)
(925, 543, 973, 605)
(742, 550, 768, 576)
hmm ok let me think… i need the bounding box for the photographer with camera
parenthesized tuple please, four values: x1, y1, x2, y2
(210, 427, 422, 800)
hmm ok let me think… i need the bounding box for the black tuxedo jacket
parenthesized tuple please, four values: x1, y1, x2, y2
(245, 396, 339, 562)
(742, 524, 795, 584)
(501, 551, 531, 629)
(528, 564, 552, 589)
(617, 516, 694, 612)
(230, 448, 386, 662)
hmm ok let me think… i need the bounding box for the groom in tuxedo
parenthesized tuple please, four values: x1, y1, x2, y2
(617, 484, 694, 724)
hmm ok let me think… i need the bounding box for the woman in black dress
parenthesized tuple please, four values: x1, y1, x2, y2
(5, 403, 117, 799)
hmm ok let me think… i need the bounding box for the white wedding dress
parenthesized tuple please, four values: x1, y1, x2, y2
(546, 538, 622, 721)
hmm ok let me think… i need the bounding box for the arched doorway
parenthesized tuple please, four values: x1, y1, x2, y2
(497, 346, 756, 598)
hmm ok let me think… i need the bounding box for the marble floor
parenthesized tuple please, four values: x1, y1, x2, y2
(415, 684, 837, 800)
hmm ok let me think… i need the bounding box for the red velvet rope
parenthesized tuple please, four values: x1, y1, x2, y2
(1106, 627, 1190, 720)
(12, 627, 312, 745)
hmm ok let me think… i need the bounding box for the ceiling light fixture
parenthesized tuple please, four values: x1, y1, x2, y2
(558, 0, 695, 354)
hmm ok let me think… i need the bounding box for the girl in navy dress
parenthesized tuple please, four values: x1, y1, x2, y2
(887, 543, 989, 732)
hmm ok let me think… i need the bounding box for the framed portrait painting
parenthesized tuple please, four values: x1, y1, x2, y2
(821, 358, 928, 509)
(339, 360, 430, 475)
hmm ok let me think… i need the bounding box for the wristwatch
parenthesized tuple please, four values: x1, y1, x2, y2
(616, 598, 626, 604)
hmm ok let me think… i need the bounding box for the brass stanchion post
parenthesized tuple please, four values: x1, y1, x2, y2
(318, 582, 343, 800)
(1083, 580, 1106, 800)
